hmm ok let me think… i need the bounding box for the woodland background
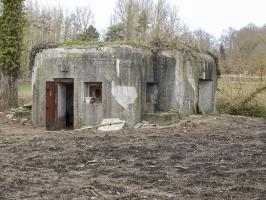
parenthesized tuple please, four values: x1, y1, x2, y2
(3, 0, 263, 79)
(1, 0, 266, 116)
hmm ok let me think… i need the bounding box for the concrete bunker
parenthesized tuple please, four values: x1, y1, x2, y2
(32, 45, 218, 130)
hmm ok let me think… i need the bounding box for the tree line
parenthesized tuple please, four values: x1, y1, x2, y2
(8, 0, 266, 78)
(1, 0, 266, 110)
(219, 24, 266, 76)
(21, 0, 192, 77)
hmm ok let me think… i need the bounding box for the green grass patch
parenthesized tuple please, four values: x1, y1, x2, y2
(18, 82, 32, 98)
(217, 101, 266, 118)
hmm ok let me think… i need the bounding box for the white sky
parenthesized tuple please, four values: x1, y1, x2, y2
(39, 0, 266, 38)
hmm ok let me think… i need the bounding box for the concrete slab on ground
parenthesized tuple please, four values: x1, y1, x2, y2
(97, 118, 125, 132)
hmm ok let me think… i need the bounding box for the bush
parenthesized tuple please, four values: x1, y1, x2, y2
(217, 101, 266, 118)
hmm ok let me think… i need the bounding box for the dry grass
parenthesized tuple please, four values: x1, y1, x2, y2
(217, 75, 266, 117)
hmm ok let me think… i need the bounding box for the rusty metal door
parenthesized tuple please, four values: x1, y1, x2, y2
(46, 81, 56, 130)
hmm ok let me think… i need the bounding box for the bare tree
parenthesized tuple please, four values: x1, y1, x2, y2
(109, 0, 183, 42)
(113, 0, 140, 40)
(74, 6, 94, 35)
(21, 0, 95, 79)
(219, 24, 266, 75)
(193, 29, 215, 51)
(152, 0, 167, 39)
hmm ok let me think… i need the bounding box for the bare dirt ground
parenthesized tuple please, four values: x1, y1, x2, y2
(0, 114, 265, 200)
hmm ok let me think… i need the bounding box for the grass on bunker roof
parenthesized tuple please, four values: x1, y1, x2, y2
(61, 40, 147, 48)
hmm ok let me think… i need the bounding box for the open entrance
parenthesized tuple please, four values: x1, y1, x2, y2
(46, 79, 74, 130)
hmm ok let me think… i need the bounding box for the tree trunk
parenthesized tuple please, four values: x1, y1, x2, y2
(0, 72, 18, 111)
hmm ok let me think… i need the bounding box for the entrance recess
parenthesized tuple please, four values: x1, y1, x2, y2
(198, 80, 213, 114)
(46, 79, 74, 130)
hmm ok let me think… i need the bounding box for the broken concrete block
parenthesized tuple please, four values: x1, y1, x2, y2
(10, 108, 17, 112)
(21, 119, 28, 125)
(97, 118, 125, 132)
(134, 123, 143, 129)
(23, 101, 32, 109)
(141, 123, 158, 128)
(6, 114, 14, 119)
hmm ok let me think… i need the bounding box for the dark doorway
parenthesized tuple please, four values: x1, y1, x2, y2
(65, 83, 74, 128)
(146, 82, 158, 113)
(46, 79, 74, 130)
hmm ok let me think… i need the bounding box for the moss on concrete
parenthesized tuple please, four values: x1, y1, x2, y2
(61, 40, 147, 48)
(14, 110, 32, 119)
(143, 113, 181, 125)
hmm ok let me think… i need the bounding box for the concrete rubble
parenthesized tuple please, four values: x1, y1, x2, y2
(6, 105, 31, 125)
(134, 121, 158, 129)
(97, 118, 125, 132)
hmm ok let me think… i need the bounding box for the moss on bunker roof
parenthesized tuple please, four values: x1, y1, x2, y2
(61, 40, 147, 48)
(29, 40, 219, 75)
(29, 41, 151, 70)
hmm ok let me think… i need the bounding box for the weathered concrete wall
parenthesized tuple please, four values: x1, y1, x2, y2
(32, 45, 148, 128)
(32, 45, 218, 129)
(154, 52, 217, 115)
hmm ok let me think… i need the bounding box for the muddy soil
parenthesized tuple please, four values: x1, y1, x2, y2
(0, 114, 265, 200)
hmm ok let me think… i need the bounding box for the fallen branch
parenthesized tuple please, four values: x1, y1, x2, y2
(240, 84, 266, 106)
(217, 88, 234, 100)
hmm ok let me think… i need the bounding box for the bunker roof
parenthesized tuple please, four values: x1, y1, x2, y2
(29, 41, 219, 74)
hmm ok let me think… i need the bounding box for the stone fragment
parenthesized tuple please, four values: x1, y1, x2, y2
(97, 118, 125, 132)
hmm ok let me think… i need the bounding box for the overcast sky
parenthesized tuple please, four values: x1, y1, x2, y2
(40, 0, 266, 38)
